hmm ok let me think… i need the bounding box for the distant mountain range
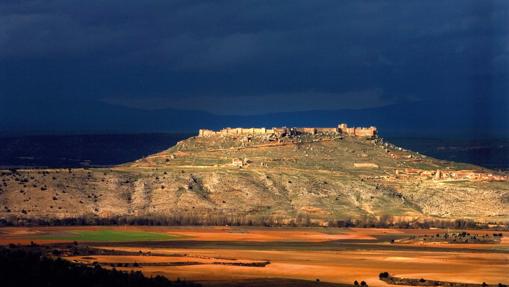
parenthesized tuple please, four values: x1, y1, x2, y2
(1, 98, 507, 138)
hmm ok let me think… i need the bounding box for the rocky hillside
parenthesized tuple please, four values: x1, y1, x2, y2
(1, 131, 508, 225)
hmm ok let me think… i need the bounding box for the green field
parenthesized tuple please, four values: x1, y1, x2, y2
(36, 229, 179, 242)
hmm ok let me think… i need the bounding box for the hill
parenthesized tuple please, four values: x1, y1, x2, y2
(1, 124, 508, 225)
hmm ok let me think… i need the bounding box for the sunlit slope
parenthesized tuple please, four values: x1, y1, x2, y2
(1, 134, 508, 224)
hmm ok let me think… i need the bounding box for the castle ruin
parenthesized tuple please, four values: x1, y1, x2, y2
(198, 123, 377, 138)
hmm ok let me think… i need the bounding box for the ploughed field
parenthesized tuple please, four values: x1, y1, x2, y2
(1, 226, 508, 287)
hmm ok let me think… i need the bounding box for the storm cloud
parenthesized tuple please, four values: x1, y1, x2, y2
(0, 1, 507, 132)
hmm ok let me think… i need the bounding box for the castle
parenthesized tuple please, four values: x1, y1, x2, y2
(198, 123, 377, 138)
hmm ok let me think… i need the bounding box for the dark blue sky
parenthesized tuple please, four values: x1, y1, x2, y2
(0, 1, 508, 135)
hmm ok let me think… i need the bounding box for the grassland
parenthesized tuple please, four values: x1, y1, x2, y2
(34, 228, 179, 242)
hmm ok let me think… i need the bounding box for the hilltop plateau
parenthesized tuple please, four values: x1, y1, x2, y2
(1, 124, 508, 225)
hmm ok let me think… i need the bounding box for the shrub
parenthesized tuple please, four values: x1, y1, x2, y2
(0, 247, 200, 287)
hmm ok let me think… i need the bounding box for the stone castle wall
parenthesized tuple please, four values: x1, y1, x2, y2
(338, 123, 377, 137)
(198, 123, 377, 138)
(199, 128, 274, 137)
(316, 127, 339, 134)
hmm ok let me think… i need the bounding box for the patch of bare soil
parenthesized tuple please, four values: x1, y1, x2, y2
(2, 227, 508, 287)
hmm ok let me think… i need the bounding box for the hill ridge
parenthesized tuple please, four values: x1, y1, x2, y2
(1, 125, 508, 225)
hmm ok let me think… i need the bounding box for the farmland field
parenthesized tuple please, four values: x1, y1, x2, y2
(35, 229, 179, 242)
(1, 226, 508, 287)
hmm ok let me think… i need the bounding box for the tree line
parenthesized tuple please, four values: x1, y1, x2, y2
(0, 246, 200, 287)
(0, 214, 507, 230)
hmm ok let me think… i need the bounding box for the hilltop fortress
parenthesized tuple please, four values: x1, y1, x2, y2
(198, 123, 377, 138)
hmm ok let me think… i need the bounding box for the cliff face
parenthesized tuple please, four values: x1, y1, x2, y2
(1, 132, 508, 225)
